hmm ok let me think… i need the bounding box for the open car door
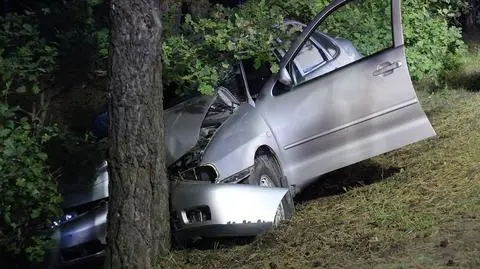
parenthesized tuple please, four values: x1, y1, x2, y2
(261, 0, 436, 189)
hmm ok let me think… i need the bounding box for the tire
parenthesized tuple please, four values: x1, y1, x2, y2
(247, 154, 294, 225)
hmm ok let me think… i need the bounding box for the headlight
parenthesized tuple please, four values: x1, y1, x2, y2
(52, 212, 77, 228)
(180, 164, 218, 182)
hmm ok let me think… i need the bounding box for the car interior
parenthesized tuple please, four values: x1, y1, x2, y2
(242, 59, 273, 100)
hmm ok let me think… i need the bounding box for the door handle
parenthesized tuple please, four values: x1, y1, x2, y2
(373, 61, 402, 77)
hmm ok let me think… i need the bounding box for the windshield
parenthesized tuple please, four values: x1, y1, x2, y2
(219, 64, 248, 103)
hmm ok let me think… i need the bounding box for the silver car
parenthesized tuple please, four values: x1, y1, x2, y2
(43, 0, 435, 267)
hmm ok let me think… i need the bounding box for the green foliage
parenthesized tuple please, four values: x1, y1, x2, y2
(163, 0, 467, 94)
(273, 0, 466, 81)
(319, 0, 392, 56)
(0, 9, 64, 263)
(0, 8, 107, 263)
(96, 27, 110, 60)
(402, 2, 467, 80)
(162, 1, 184, 37)
(267, 0, 321, 22)
(162, 1, 298, 95)
(0, 13, 57, 97)
(273, 0, 469, 25)
(0, 104, 62, 262)
(428, 0, 469, 25)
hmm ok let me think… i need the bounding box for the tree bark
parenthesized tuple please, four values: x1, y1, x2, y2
(105, 0, 170, 269)
(464, 0, 479, 33)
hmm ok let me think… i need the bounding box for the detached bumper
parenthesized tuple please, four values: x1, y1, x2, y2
(171, 182, 288, 241)
(46, 182, 287, 267)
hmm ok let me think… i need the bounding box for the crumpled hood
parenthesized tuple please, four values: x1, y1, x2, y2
(164, 94, 215, 166)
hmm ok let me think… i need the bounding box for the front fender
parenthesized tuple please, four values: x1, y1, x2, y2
(200, 104, 281, 182)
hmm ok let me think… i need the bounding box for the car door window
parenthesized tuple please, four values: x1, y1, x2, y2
(287, 0, 393, 87)
(292, 39, 327, 78)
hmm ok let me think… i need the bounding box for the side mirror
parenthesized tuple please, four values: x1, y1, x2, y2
(278, 67, 293, 87)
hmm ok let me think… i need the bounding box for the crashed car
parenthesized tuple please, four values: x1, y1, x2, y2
(43, 0, 436, 267)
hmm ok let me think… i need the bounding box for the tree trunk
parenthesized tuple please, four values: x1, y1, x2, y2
(464, 0, 479, 33)
(105, 0, 170, 268)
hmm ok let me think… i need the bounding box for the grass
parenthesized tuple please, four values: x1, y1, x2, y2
(158, 45, 480, 268)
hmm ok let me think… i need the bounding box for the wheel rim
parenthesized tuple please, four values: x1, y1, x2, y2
(259, 175, 285, 225)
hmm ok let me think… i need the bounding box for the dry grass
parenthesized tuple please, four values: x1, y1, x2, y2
(158, 46, 480, 269)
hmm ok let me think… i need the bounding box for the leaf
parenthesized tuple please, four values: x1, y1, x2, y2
(22, 24, 33, 32)
(41, 8, 50, 14)
(36, 153, 48, 161)
(198, 84, 214, 95)
(270, 63, 280, 74)
(4, 212, 11, 225)
(0, 128, 11, 138)
(16, 178, 26, 187)
(30, 209, 41, 219)
(32, 84, 40, 94)
(15, 86, 27, 93)
(254, 58, 262, 70)
(226, 41, 236, 51)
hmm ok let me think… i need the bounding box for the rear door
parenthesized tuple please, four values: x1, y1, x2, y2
(260, 0, 436, 188)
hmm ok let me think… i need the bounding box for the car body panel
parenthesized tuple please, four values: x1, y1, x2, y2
(164, 94, 215, 166)
(51, 204, 108, 250)
(200, 103, 284, 182)
(259, 47, 435, 191)
(46, 179, 287, 267)
(90, 94, 215, 167)
(176, 0, 435, 193)
(252, 0, 435, 192)
(171, 182, 288, 229)
(200, 29, 362, 184)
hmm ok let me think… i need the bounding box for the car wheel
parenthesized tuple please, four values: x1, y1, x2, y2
(247, 154, 294, 226)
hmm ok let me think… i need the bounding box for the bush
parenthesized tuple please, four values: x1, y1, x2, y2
(0, 13, 57, 97)
(402, 2, 467, 80)
(0, 104, 62, 262)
